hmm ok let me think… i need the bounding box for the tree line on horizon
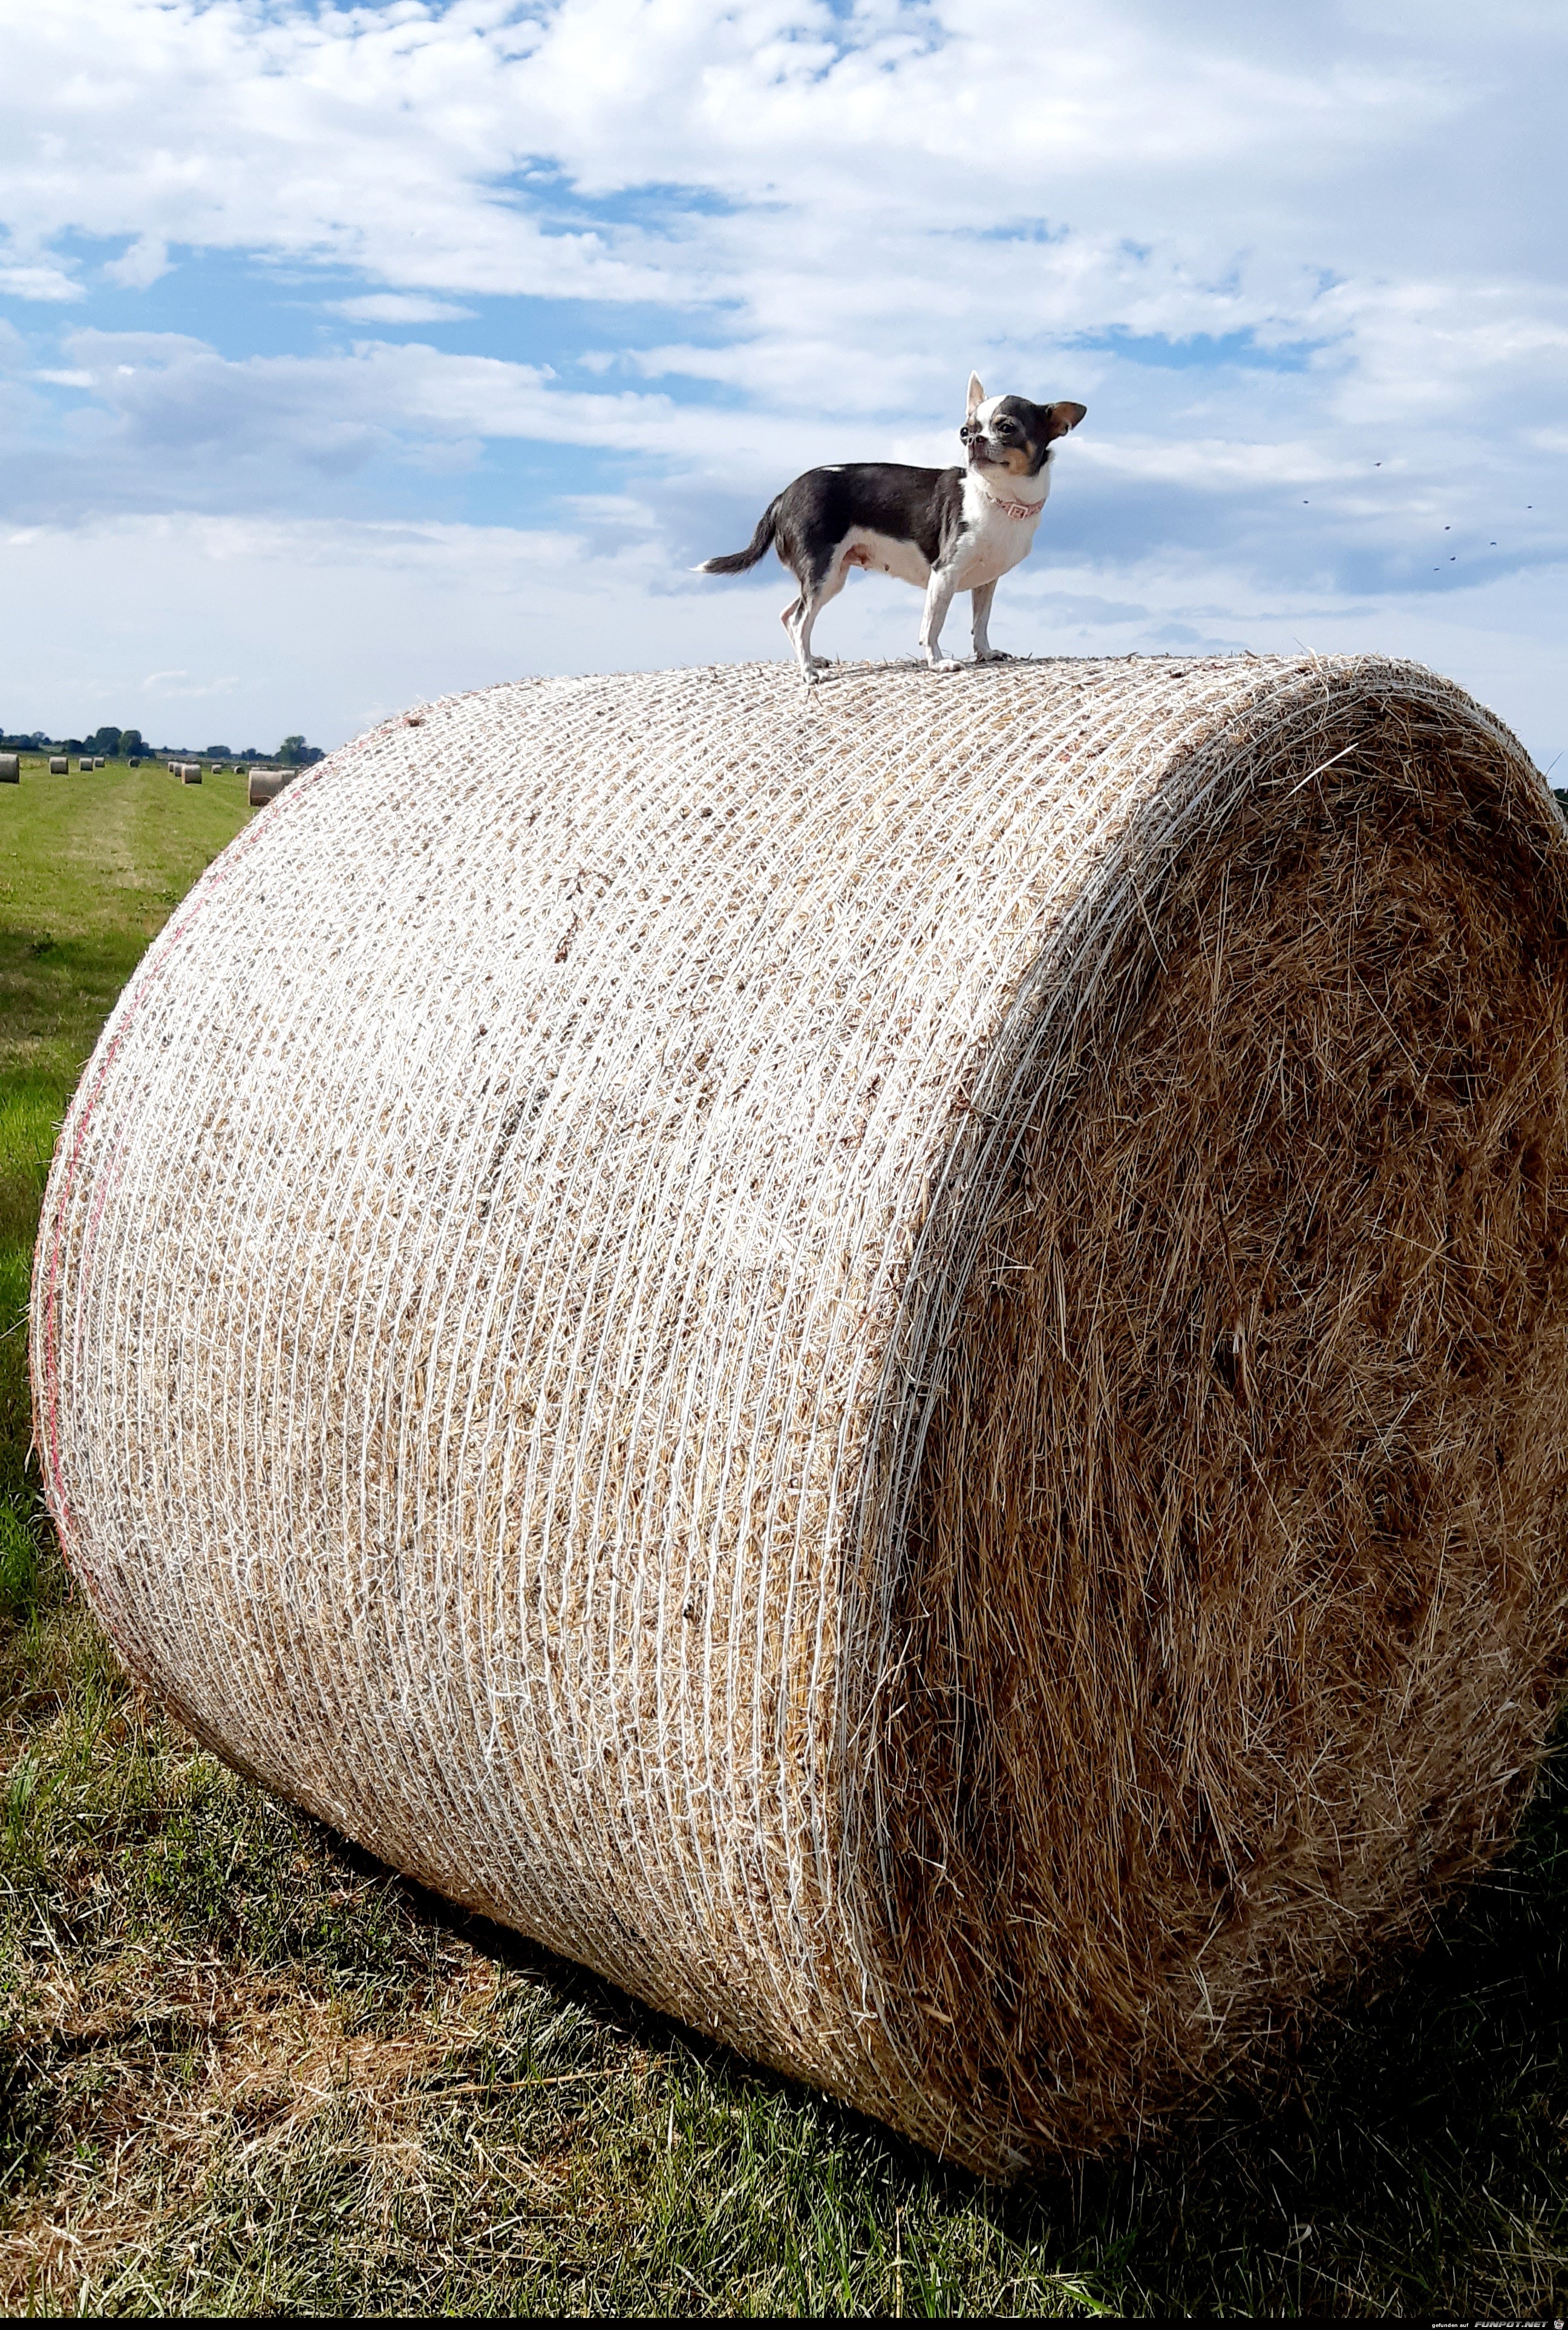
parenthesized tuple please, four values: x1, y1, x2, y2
(0, 724, 325, 766)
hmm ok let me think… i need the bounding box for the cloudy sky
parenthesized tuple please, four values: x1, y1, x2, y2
(0, 0, 1561, 760)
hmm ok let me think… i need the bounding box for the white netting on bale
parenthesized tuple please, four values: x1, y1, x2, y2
(31, 655, 1568, 2172)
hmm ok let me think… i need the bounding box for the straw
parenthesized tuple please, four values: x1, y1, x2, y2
(31, 653, 1568, 2172)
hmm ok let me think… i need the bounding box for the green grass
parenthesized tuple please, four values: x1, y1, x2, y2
(1, 760, 1566, 2314)
(0, 757, 254, 1534)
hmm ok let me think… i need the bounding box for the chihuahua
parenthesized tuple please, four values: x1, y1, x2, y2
(697, 374, 1086, 680)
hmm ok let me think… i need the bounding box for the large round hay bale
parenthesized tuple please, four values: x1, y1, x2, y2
(247, 767, 295, 806)
(48, 756, 67, 775)
(0, 753, 18, 784)
(31, 656, 1568, 2173)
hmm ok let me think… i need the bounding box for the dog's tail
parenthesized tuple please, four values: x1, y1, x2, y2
(694, 499, 780, 575)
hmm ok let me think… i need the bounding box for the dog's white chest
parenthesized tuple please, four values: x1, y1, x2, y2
(952, 476, 1046, 586)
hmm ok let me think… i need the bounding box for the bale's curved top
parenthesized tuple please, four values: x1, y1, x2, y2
(32, 655, 1568, 2171)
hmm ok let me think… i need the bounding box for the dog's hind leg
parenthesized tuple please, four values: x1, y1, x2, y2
(920, 566, 963, 671)
(792, 557, 849, 681)
(782, 594, 818, 679)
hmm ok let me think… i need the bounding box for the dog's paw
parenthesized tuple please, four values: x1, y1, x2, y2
(973, 647, 1011, 664)
(926, 655, 964, 673)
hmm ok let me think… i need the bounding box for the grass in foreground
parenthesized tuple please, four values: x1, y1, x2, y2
(1, 761, 1566, 2314)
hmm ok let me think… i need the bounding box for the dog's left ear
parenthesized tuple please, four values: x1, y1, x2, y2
(1042, 401, 1088, 440)
(967, 372, 985, 417)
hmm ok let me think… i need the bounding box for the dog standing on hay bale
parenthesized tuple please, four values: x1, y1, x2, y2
(698, 373, 1086, 678)
(32, 655, 1568, 2176)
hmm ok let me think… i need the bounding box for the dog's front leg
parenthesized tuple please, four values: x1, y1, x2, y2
(920, 568, 962, 670)
(971, 580, 1007, 663)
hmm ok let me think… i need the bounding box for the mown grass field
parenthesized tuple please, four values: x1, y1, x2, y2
(1, 757, 1566, 2315)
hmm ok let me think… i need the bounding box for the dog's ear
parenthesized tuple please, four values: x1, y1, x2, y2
(966, 372, 985, 418)
(1042, 400, 1087, 440)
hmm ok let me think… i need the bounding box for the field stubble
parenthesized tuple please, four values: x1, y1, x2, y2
(0, 758, 1564, 2315)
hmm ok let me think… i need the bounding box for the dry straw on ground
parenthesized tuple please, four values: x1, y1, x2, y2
(31, 654, 1568, 2174)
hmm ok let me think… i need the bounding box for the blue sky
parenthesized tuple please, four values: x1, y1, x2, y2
(0, 0, 1563, 761)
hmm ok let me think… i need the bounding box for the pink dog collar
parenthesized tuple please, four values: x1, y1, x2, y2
(975, 478, 1042, 521)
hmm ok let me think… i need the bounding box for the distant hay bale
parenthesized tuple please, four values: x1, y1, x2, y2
(48, 756, 67, 775)
(128, 757, 140, 768)
(0, 753, 18, 784)
(31, 655, 1568, 2175)
(247, 767, 295, 806)
(181, 764, 202, 786)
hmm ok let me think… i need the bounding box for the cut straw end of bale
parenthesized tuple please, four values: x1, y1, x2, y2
(30, 654, 1568, 2175)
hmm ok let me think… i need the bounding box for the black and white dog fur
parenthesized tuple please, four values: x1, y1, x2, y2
(697, 374, 1086, 679)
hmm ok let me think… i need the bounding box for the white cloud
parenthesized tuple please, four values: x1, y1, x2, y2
(105, 234, 170, 289)
(19, 327, 888, 492)
(0, 510, 736, 744)
(0, 1, 1561, 760)
(141, 667, 240, 698)
(0, 508, 1561, 780)
(0, 1, 1554, 332)
(0, 257, 82, 301)
(0, 5, 1559, 434)
(332, 293, 478, 322)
